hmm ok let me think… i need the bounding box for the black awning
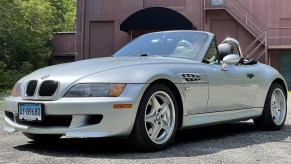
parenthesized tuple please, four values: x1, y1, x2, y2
(120, 7, 196, 32)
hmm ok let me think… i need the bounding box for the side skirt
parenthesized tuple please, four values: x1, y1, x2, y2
(182, 108, 263, 129)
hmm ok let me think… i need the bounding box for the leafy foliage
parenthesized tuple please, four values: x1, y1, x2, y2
(0, 0, 76, 91)
(0, 61, 29, 91)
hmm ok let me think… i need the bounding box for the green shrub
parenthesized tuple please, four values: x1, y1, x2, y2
(0, 61, 34, 92)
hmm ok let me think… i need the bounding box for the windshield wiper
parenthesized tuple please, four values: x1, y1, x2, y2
(139, 53, 157, 57)
(128, 53, 157, 57)
(140, 53, 149, 56)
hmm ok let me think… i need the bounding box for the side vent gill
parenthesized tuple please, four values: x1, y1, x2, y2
(179, 73, 208, 83)
(181, 74, 201, 82)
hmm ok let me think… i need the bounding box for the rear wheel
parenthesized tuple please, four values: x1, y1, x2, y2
(23, 133, 62, 142)
(253, 83, 287, 130)
(128, 84, 178, 151)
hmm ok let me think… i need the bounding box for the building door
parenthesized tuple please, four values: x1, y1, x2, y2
(280, 51, 291, 88)
(89, 21, 114, 58)
(210, 19, 238, 43)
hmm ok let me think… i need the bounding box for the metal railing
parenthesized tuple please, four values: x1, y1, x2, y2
(246, 27, 291, 56)
(204, 0, 291, 64)
(204, 0, 268, 63)
(204, 0, 266, 38)
(244, 30, 267, 58)
(224, 0, 266, 37)
(267, 27, 291, 48)
(242, 27, 291, 64)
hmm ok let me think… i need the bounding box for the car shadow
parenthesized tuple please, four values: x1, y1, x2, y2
(14, 121, 291, 159)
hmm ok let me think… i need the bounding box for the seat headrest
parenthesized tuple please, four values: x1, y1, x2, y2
(172, 40, 194, 55)
(218, 43, 234, 60)
(176, 40, 193, 50)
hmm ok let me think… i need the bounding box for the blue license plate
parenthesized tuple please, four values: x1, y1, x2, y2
(18, 103, 44, 121)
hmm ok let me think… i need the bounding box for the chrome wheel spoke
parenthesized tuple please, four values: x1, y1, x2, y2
(274, 108, 281, 121)
(151, 96, 162, 112)
(275, 103, 282, 119)
(160, 101, 170, 114)
(150, 123, 162, 140)
(161, 116, 169, 131)
(276, 110, 280, 119)
(145, 110, 156, 125)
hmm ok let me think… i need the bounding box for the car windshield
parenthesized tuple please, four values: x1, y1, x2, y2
(113, 31, 209, 60)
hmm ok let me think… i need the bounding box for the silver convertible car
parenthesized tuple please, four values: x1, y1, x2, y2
(4, 31, 288, 151)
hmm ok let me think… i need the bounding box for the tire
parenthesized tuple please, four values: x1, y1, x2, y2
(128, 84, 178, 151)
(23, 132, 62, 142)
(253, 83, 287, 130)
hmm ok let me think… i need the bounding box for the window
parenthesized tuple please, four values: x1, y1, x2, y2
(210, 0, 225, 7)
(203, 39, 218, 64)
(114, 31, 208, 61)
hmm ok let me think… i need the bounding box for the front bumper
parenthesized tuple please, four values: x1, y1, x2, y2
(3, 84, 147, 138)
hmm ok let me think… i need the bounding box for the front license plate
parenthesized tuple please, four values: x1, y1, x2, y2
(18, 103, 43, 121)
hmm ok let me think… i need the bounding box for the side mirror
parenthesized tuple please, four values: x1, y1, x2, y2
(221, 54, 241, 71)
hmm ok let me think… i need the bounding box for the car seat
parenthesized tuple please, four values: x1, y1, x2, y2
(218, 43, 234, 61)
(171, 40, 195, 58)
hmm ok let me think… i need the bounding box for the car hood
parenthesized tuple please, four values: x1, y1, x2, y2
(22, 56, 195, 83)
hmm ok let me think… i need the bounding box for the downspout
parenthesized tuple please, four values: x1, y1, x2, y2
(201, 0, 205, 30)
(267, 0, 270, 65)
(80, 0, 86, 60)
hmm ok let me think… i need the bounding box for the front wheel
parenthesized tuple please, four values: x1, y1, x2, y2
(128, 84, 178, 151)
(253, 83, 287, 130)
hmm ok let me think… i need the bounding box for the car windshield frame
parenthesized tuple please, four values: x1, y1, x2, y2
(113, 31, 210, 61)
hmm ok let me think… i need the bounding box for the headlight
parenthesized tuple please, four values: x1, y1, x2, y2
(64, 83, 126, 97)
(11, 83, 22, 97)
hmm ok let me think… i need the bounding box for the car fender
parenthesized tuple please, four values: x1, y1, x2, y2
(252, 63, 288, 108)
(76, 63, 189, 116)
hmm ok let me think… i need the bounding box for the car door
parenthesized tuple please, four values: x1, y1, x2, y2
(205, 64, 258, 113)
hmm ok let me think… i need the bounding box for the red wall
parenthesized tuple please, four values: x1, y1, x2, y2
(76, 0, 205, 60)
(75, 0, 291, 70)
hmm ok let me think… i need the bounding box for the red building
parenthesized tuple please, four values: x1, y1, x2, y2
(53, 0, 291, 88)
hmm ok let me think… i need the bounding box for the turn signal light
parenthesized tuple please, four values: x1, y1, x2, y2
(113, 104, 133, 109)
(110, 84, 126, 97)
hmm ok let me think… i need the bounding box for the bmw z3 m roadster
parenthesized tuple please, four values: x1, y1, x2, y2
(4, 31, 288, 151)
